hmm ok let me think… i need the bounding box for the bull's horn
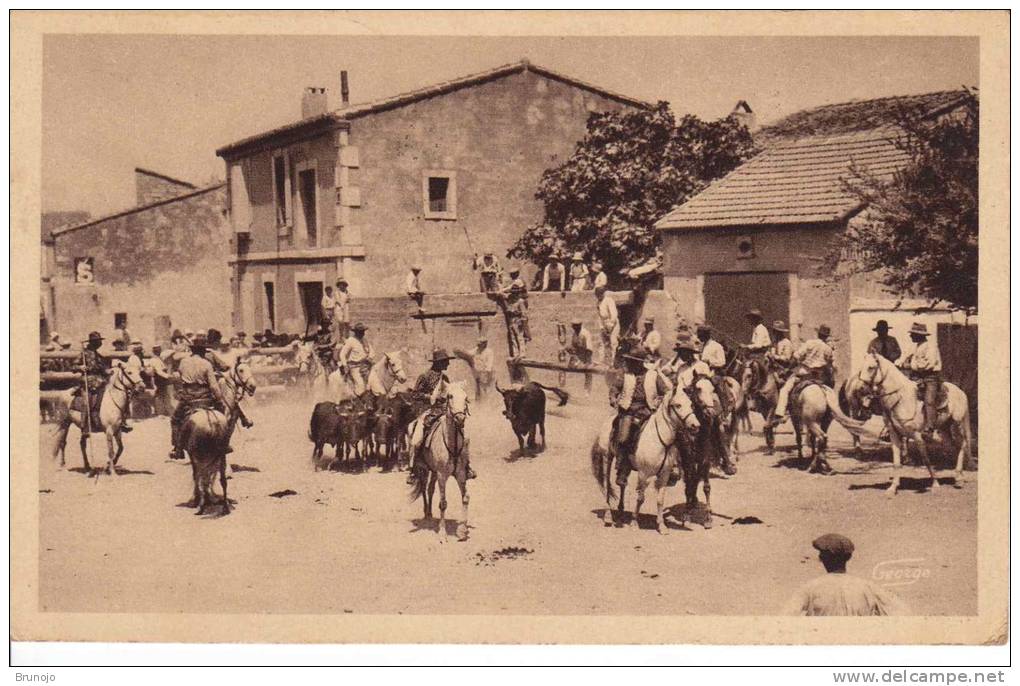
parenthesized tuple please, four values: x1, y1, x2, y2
(494, 381, 506, 395)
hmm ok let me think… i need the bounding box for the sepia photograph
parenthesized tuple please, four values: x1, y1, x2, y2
(9, 10, 1010, 660)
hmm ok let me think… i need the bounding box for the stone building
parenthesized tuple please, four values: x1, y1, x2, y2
(42, 168, 231, 347)
(216, 59, 650, 336)
(654, 90, 975, 378)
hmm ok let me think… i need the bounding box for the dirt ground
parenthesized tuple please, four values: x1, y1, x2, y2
(38, 380, 977, 616)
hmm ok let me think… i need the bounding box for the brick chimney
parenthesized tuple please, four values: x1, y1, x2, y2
(731, 100, 757, 132)
(302, 86, 329, 119)
(340, 71, 350, 107)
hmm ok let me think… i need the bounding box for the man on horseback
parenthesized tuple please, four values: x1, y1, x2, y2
(897, 321, 942, 441)
(205, 329, 254, 430)
(337, 322, 374, 398)
(169, 333, 227, 461)
(640, 317, 661, 360)
(695, 324, 732, 413)
(406, 348, 476, 482)
(76, 331, 132, 433)
(302, 321, 336, 373)
(867, 319, 902, 363)
(770, 324, 835, 427)
(741, 308, 772, 354)
(612, 349, 659, 487)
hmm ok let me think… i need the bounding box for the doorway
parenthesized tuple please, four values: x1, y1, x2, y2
(297, 281, 324, 336)
(703, 272, 790, 348)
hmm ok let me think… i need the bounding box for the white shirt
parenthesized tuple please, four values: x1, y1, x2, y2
(618, 371, 658, 411)
(750, 323, 772, 350)
(592, 270, 608, 289)
(320, 293, 335, 315)
(333, 290, 351, 322)
(474, 346, 494, 373)
(699, 339, 726, 370)
(337, 336, 373, 366)
(597, 295, 619, 332)
(406, 271, 422, 293)
(641, 329, 662, 355)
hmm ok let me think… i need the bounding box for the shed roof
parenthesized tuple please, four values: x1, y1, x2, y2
(216, 59, 652, 159)
(655, 89, 970, 232)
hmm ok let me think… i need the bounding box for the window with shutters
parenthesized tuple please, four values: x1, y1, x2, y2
(272, 153, 292, 233)
(422, 170, 457, 220)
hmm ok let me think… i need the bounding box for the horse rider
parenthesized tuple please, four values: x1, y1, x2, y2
(595, 286, 619, 367)
(741, 308, 772, 355)
(766, 320, 795, 388)
(206, 329, 254, 429)
(168, 333, 227, 460)
(333, 278, 352, 342)
(568, 318, 595, 394)
(302, 321, 336, 373)
(336, 322, 374, 399)
(506, 268, 532, 343)
(640, 317, 661, 360)
(148, 344, 173, 416)
(867, 319, 902, 363)
(591, 260, 608, 290)
(406, 348, 476, 482)
(76, 331, 132, 433)
(665, 329, 703, 389)
(897, 321, 942, 441)
(695, 324, 733, 412)
(569, 252, 590, 291)
(770, 324, 835, 427)
(612, 348, 659, 487)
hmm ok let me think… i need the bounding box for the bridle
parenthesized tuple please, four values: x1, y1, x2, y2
(106, 364, 140, 418)
(858, 353, 897, 399)
(225, 361, 256, 401)
(655, 386, 697, 447)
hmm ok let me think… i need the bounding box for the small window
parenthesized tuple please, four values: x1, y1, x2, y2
(422, 170, 457, 220)
(298, 166, 317, 247)
(736, 235, 755, 259)
(114, 313, 128, 330)
(263, 281, 276, 332)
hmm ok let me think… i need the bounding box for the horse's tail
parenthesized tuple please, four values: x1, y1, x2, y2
(837, 380, 851, 416)
(407, 464, 426, 502)
(590, 436, 615, 503)
(532, 382, 569, 406)
(821, 386, 876, 437)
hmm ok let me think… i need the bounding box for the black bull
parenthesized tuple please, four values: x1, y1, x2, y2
(495, 381, 569, 452)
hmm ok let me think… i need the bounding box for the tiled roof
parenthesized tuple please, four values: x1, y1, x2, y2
(655, 129, 910, 230)
(656, 89, 971, 232)
(217, 60, 652, 158)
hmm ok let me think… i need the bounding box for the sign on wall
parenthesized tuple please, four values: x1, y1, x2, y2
(74, 257, 94, 284)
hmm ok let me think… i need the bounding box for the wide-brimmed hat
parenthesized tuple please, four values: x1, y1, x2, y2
(353, 322, 368, 333)
(908, 322, 930, 337)
(336, 277, 348, 286)
(509, 268, 520, 276)
(816, 324, 832, 338)
(571, 251, 584, 261)
(431, 347, 454, 363)
(873, 320, 892, 333)
(477, 336, 488, 344)
(86, 331, 103, 345)
(410, 264, 422, 272)
(570, 318, 583, 326)
(190, 333, 209, 348)
(643, 317, 655, 325)
(592, 261, 603, 269)
(696, 324, 712, 336)
(50, 332, 61, 342)
(745, 308, 763, 320)
(674, 332, 699, 351)
(772, 320, 789, 333)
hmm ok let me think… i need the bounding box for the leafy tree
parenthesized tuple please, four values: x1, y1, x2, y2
(832, 92, 978, 311)
(508, 102, 757, 278)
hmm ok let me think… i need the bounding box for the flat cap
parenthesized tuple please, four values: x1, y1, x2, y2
(813, 533, 855, 558)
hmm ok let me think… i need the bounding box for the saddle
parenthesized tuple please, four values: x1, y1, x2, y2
(790, 375, 827, 405)
(913, 380, 950, 409)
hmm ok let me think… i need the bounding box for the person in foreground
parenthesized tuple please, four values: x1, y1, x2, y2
(783, 533, 909, 616)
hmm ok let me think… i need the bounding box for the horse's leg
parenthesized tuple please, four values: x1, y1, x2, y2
(792, 416, 804, 461)
(632, 474, 646, 530)
(616, 472, 628, 527)
(186, 457, 200, 508)
(102, 429, 118, 475)
(603, 450, 615, 527)
(196, 467, 209, 515)
(913, 430, 939, 493)
(954, 412, 973, 480)
(456, 475, 469, 541)
(887, 426, 903, 496)
(539, 418, 546, 450)
(114, 431, 124, 466)
(79, 429, 91, 473)
(654, 466, 669, 535)
(437, 474, 449, 543)
(426, 471, 437, 520)
(53, 417, 71, 468)
(219, 454, 231, 515)
(701, 460, 713, 529)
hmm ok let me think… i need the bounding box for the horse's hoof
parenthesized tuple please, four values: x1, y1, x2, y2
(704, 518, 713, 530)
(657, 527, 669, 536)
(194, 508, 205, 516)
(886, 482, 899, 497)
(221, 505, 231, 516)
(183, 498, 198, 508)
(456, 526, 468, 541)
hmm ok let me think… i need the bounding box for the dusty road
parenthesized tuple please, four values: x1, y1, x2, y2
(39, 380, 977, 616)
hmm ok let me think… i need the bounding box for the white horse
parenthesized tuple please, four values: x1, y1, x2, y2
(52, 362, 147, 474)
(590, 381, 704, 534)
(857, 352, 973, 495)
(406, 382, 471, 542)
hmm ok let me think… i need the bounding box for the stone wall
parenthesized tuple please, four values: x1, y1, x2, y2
(135, 169, 197, 206)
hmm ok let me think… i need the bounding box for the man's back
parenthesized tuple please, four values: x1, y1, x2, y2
(784, 573, 908, 616)
(178, 354, 216, 386)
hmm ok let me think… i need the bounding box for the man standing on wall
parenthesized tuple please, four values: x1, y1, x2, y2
(320, 286, 336, 332)
(595, 286, 619, 368)
(333, 278, 352, 343)
(406, 265, 425, 310)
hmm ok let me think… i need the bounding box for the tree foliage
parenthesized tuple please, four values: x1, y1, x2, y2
(833, 92, 979, 311)
(508, 102, 757, 278)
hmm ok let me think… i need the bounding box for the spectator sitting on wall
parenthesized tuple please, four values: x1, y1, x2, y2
(406, 265, 425, 310)
(591, 261, 608, 290)
(541, 248, 568, 292)
(321, 286, 336, 324)
(569, 252, 590, 292)
(473, 252, 505, 295)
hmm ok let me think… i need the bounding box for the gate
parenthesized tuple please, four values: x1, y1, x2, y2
(937, 323, 978, 429)
(703, 272, 790, 349)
